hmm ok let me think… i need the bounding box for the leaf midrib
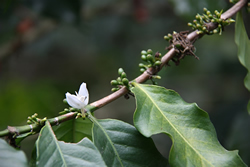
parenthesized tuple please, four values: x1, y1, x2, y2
(38, 122, 67, 166)
(90, 116, 124, 167)
(135, 84, 212, 166)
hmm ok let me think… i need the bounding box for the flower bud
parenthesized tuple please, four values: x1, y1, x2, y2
(164, 35, 169, 40)
(139, 63, 145, 68)
(147, 49, 153, 54)
(140, 68, 146, 73)
(141, 55, 147, 61)
(121, 72, 127, 79)
(63, 99, 68, 104)
(154, 61, 161, 66)
(111, 88, 119, 92)
(40, 117, 47, 125)
(64, 108, 70, 112)
(141, 50, 147, 55)
(118, 68, 124, 75)
(59, 110, 67, 115)
(147, 54, 154, 62)
(203, 8, 208, 12)
(213, 29, 218, 34)
(117, 77, 122, 83)
(153, 75, 161, 79)
(196, 23, 201, 28)
(111, 80, 118, 85)
(187, 23, 193, 27)
(122, 78, 129, 86)
(196, 31, 203, 34)
(70, 107, 80, 112)
(229, 18, 235, 23)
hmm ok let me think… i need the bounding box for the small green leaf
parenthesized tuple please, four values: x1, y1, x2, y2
(89, 114, 168, 167)
(0, 139, 28, 167)
(53, 118, 93, 142)
(35, 121, 106, 167)
(235, 12, 250, 114)
(132, 83, 246, 167)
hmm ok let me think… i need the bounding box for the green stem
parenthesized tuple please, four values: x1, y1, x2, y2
(0, 112, 78, 137)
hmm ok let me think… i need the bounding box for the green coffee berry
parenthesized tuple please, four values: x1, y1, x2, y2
(140, 68, 146, 73)
(59, 110, 67, 115)
(153, 75, 161, 79)
(147, 49, 153, 54)
(141, 55, 147, 61)
(111, 88, 119, 92)
(155, 61, 161, 66)
(111, 80, 118, 85)
(121, 72, 127, 79)
(213, 29, 218, 34)
(141, 50, 147, 55)
(146, 54, 154, 62)
(63, 99, 68, 104)
(118, 68, 124, 75)
(122, 78, 129, 86)
(139, 63, 145, 68)
(117, 77, 122, 83)
(164, 35, 169, 40)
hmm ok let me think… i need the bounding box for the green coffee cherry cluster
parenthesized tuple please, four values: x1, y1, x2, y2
(61, 99, 85, 119)
(59, 105, 80, 115)
(111, 68, 131, 92)
(187, 8, 235, 35)
(27, 113, 47, 126)
(139, 49, 162, 73)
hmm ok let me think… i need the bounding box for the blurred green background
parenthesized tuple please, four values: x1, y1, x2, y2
(0, 0, 249, 165)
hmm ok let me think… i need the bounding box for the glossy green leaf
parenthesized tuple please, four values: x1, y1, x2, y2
(35, 121, 106, 167)
(132, 83, 246, 167)
(0, 139, 28, 167)
(89, 115, 168, 167)
(53, 118, 93, 142)
(235, 12, 250, 113)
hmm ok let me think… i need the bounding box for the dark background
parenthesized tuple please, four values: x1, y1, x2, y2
(0, 0, 249, 165)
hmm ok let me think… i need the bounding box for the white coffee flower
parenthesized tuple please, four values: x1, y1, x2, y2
(65, 82, 89, 109)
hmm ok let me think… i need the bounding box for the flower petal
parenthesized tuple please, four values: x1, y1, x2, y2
(78, 82, 89, 104)
(65, 92, 86, 109)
